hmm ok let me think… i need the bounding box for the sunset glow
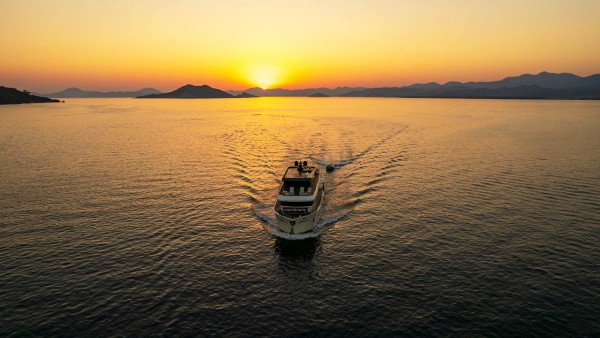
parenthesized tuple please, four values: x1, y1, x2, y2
(1, 0, 599, 92)
(246, 64, 282, 89)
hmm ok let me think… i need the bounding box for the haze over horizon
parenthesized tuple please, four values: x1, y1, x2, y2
(2, 0, 599, 92)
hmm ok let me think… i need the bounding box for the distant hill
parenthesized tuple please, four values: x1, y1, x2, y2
(224, 72, 600, 99)
(38, 87, 161, 98)
(21, 71, 600, 101)
(236, 92, 258, 98)
(0, 86, 60, 104)
(343, 72, 600, 99)
(459, 72, 599, 90)
(228, 87, 365, 97)
(138, 84, 234, 98)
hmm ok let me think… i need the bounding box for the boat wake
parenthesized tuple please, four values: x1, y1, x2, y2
(314, 126, 407, 171)
(223, 117, 409, 240)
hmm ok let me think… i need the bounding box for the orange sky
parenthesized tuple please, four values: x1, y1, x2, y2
(2, 0, 599, 92)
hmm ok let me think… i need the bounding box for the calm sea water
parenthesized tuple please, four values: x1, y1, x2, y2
(1, 98, 599, 336)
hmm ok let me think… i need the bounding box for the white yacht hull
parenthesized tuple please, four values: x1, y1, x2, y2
(274, 162, 325, 235)
(274, 204, 323, 234)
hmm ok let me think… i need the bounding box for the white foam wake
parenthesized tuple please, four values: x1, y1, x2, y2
(314, 127, 406, 171)
(315, 158, 353, 170)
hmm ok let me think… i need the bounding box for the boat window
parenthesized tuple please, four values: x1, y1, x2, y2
(280, 201, 314, 207)
(283, 182, 311, 190)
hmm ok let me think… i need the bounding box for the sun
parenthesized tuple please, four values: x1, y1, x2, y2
(247, 63, 281, 89)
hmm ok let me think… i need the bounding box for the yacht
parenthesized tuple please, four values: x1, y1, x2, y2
(274, 161, 325, 234)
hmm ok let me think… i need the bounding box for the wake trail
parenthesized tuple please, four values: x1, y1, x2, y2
(316, 126, 407, 169)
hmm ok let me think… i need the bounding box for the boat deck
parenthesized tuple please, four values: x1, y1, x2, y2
(283, 166, 317, 180)
(278, 166, 320, 196)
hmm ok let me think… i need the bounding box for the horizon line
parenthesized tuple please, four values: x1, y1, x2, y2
(13, 70, 600, 94)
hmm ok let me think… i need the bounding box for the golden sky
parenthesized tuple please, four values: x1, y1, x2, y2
(2, 0, 599, 92)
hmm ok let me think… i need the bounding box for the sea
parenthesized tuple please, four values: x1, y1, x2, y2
(1, 97, 599, 337)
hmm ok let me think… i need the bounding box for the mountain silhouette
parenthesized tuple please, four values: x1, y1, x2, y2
(225, 72, 599, 99)
(228, 87, 365, 97)
(138, 84, 234, 98)
(21, 71, 600, 101)
(38, 87, 161, 98)
(459, 72, 596, 90)
(1, 86, 60, 104)
(236, 92, 258, 98)
(344, 72, 600, 99)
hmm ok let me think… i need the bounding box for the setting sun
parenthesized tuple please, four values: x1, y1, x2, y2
(246, 63, 282, 89)
(1, 0, 599, 93)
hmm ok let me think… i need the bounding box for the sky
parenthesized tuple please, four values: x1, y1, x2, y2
(1, 0, 599, 92)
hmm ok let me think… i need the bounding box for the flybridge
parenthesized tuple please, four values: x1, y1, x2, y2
(279, 160, 320, 200)
(283, 160, 317, 182)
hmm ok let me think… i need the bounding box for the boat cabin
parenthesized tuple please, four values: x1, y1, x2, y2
(276, 162, 323, 217)
(280, 164, 319, 196)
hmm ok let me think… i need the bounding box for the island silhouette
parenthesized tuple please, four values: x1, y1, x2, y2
(4, 72, 600, 102)
(236, 92, 258, 98)
(137, 84, 234, 98)
(342, 72, 600, 99)
(229, 72, 600, 99)
(38, 87, 161, 98)
(0, 86, 60, 105)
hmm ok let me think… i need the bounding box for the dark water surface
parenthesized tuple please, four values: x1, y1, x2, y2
(1, 98, 599, 336)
